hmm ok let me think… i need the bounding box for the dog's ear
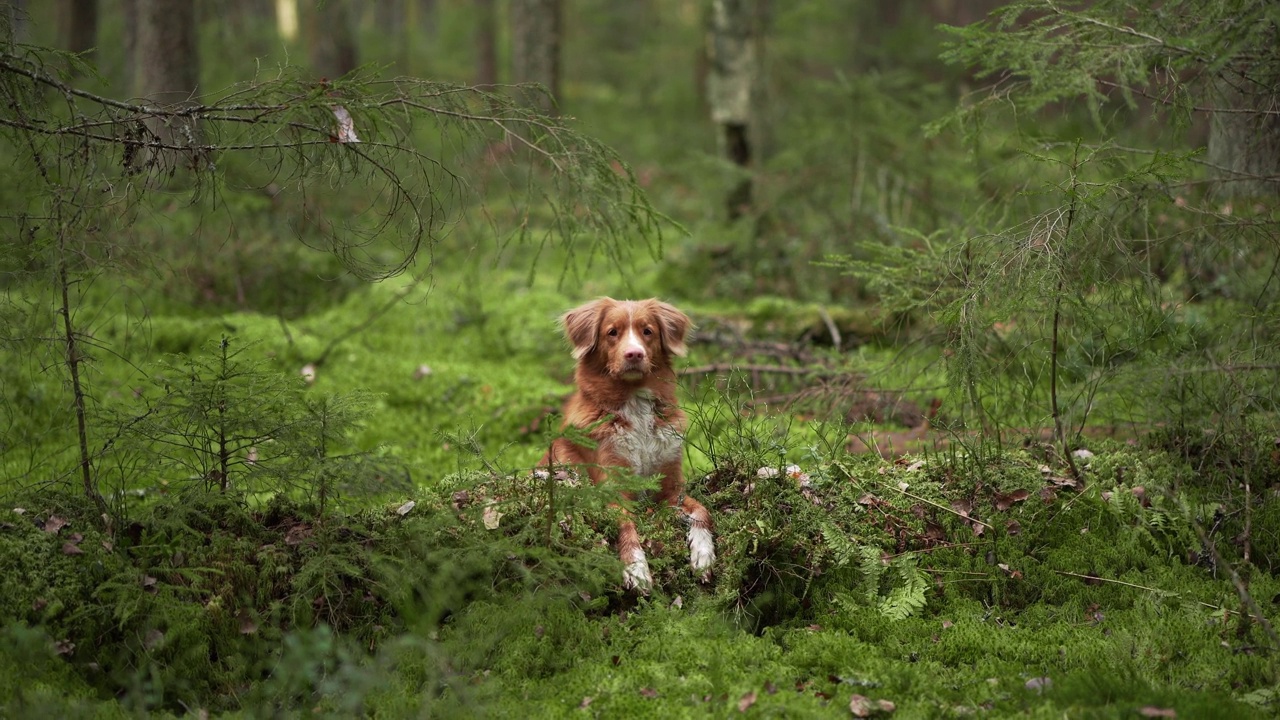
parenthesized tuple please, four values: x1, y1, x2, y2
(561, 298, 611, 360)
(652, 301, 693, 357)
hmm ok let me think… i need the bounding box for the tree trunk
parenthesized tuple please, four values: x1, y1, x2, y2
(275, 0, 298, 43)
(6, 0, 28, 43)
(475, 0, 498, 86)
(307, 0, 358, 80)
(510, 0, 562, 114)
(57, 0, 97, 64)
(706, 0, 757, 220)
(134, 0, 202, 165)
(1207, 63, 1280, 199)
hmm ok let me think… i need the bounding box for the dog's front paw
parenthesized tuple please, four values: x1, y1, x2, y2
(688, 525, 715, 580)
(622, 549, 653, 593)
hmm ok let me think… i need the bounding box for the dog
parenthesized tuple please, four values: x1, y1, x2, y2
(539, 297, 714, 591)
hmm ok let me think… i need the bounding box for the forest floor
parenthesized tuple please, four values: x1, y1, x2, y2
(2, 272, 1278, 718)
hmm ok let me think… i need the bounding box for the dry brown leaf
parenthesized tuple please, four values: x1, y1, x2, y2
(1138, 707, 1176, 718)
(737, 691, 757, 712)
(43, 515, 68, 534)
(482, 503, 503, 530)
(849, 694, 872, 717)
(61, 542, 84, 555)
(639, 687, 658, 699)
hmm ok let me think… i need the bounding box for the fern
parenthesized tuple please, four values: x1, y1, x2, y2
(877, 554, 930, 621)
(820, 521, 860, 568)
(857, 545, 885, 604)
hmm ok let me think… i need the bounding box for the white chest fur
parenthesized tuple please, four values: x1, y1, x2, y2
(608, 390, 683, 476)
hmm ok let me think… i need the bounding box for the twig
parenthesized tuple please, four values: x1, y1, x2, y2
(681, 363, 844, 377)
(312, 276, 426, 368)
(834, 460, 993, 530)
(1052, 570, 1242, 617)
(817, 306, 842, 352)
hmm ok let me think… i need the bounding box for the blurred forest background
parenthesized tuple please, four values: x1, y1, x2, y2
(2, 0, 1280, 716)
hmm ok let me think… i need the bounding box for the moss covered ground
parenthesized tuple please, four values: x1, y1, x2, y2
(2, 270, 1278, 718)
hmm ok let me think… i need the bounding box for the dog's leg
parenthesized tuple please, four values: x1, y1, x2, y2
(677, 495, 715, 579)
(616, 511, 652, 592)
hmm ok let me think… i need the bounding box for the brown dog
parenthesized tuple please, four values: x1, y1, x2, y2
(539, 297, 714, 591)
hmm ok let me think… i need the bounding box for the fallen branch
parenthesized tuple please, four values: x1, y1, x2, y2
(681, 363, 844, 377)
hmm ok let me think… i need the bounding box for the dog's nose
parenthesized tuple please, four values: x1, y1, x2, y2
(624, 347, 646, 361)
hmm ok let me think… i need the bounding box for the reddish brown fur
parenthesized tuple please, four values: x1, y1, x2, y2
(540, 297, 713, 588)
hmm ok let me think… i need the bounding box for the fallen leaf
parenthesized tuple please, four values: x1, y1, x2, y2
(849, 694, 872, 717)
(482, 503, 503, 530)
(941, 620, 954, 629)
(300, 363, 317, 384)
(737, 691, 757, 712)
(877, 699, 896, 713)
(451, 490, 471, 510)
(670, 595, 683, 610)
(639, 687, 658, 699)
(950, 500, 972, 517)
(61, 542, 84, 555)
(239, 614, 258, 635)
(1006, 520, 1022, 536)
(994, 489, 1031, 511)
(54, 639, 75, 655)
(578, 696, 593, 709)
(396, 500, 416, 516)
(43, 515, 68, 533)
(765, 680, 778, 694)
(1040, 487, 1057, 504)
(1049, 476, 1077, 488)
(1138, 706, 1176, 718)
(413, 364, 433, 380)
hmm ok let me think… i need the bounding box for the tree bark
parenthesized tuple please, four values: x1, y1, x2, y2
(707, 0, 757, 220)
(510, 0, 562, 114)
(57, 0, 97, 64)
(6, 0, 28, 43)
(1207, 62, 1280, 198)
(307, 0, 358, 80)
(134, 0, 201, 160)
(475, 0, 498, 86)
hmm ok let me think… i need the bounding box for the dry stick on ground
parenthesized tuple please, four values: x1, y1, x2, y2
(834, 460, 994, 531)
(1052, 570, 1245, 619)
(680, 363, 843, 377)
(1181, 498, 1280, 668)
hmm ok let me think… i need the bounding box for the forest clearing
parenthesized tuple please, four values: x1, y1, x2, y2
(2, 1, 1279, 717)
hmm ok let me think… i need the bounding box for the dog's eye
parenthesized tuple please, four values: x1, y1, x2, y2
(608, 328, 618, 337)
(643, 328, 653, 336)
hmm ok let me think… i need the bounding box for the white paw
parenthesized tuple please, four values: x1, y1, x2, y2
(623, 550, 653, 593)
(688, 525, 715, 574)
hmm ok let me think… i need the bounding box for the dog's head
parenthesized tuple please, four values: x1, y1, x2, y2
(561, 297, 692, 380)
